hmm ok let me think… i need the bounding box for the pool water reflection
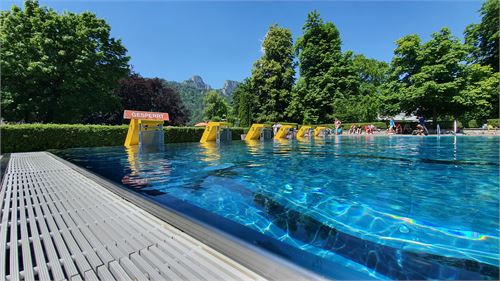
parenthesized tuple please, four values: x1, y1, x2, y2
(54, 136, 500, 280)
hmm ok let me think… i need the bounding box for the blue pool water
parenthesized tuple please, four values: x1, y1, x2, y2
(54, 136, 499, 280)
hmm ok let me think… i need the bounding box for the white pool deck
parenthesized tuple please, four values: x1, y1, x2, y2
(0, 152, 321, 281)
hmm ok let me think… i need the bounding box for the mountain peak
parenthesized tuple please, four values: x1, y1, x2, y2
(183, 75, 211, 90)
(221, 80, 240, 97)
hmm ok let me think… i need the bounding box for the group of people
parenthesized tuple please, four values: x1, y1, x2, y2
(332, 119, 382, 135)
(272, 115, 435, 138)
(388, 117, 404, 134)
(347, 124, 379, 134)
(387, 116, 429, 135)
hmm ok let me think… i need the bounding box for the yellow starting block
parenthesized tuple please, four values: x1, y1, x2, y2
(125, 119, 165, 146)
(274, 125, 293, 140)
(123, 110, 169, 147)
(244, 124, 270, 141)
(314, 126, 328, 137)
(200, 122, 231, 143)
(297, 125, 313, 138)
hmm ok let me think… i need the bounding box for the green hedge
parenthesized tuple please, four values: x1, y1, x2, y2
(0, 124, 252, 153)
(487, 119, 500, 128)
(467, 120, 479, 128)
(230, 127, 248, 140)
(1, 124, 128, 153)
(164, 126, 205, 143)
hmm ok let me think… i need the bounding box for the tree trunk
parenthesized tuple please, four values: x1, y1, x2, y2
(24, 111, 30, 123)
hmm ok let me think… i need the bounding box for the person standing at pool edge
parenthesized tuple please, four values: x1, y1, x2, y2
(389, 116, 395, 134)
(418, 116, 429, 135)
(334, 119, 342, 135)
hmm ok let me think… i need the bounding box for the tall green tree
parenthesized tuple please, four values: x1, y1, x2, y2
(204, 91, 229, 121)
(288, 11, 359, 124)
(231, 78, 254, 127)
(334, 54, 389, 122)
(465, 0, 499, 72)
(250, 25, 295, 122)
(380, 34, 422, 117)
(454, 64, 499, 121)
(0, 0, 130, 123)
(383, 28, 499, 122)
(353, 55, 389, 90)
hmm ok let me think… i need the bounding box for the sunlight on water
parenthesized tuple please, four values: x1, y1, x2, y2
(55, 136, 500, 280)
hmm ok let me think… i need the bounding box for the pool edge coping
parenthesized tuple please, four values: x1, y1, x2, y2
(47, 151, 327, 281)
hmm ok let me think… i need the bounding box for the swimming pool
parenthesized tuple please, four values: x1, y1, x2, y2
(55, 136, 499, 280)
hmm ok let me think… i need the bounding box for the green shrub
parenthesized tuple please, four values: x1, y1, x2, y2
(487, 119, 500, 128)
(0, 124, 254, 153)
(467, 120, 479, 128)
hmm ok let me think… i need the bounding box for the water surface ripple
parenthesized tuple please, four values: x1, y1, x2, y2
(55, 136, 500, 280)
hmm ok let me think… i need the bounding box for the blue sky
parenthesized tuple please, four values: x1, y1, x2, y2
(2, 1, 483, 88)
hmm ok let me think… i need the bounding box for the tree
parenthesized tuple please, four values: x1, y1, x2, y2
(288, 11, 359, 124)
(331, 54, 388, 122)
(106, 74, 189, 126)
(0, 0, 130, 123)
(231, 78, 254, 127)
(465, 0, 499, 72)
(204, 91, 229, 121)
(383, 28, 499, 123)
(388, 29, 466, 121)
(250, 25, 295, 122)
(353, 55, 390, 91)
(454, 65, 500, 121)
(348, 55, 389, 121)
(380, 34, 422, 117)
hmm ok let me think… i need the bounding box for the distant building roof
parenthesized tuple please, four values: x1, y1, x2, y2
(394, 113, 418, 121)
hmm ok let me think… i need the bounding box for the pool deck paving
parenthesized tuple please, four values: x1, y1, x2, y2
(1, 152, 320, 281)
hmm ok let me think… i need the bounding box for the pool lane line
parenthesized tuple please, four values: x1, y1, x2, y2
(47, 151, 326, 281)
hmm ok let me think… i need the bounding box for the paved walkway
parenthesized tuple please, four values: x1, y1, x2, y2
(1, 152, 267, 281)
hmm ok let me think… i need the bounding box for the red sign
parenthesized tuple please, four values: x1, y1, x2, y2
(123, 110, 169, 121)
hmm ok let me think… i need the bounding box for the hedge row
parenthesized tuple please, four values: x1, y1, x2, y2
(487, 119, 500, 128)
(465, 119, 499, 128)
(0, 124, 250, 153)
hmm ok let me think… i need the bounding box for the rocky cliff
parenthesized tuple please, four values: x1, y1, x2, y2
(165, 75, 240, 124)
(221, 80, 240, 98)
(183, 75, 211, 90)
